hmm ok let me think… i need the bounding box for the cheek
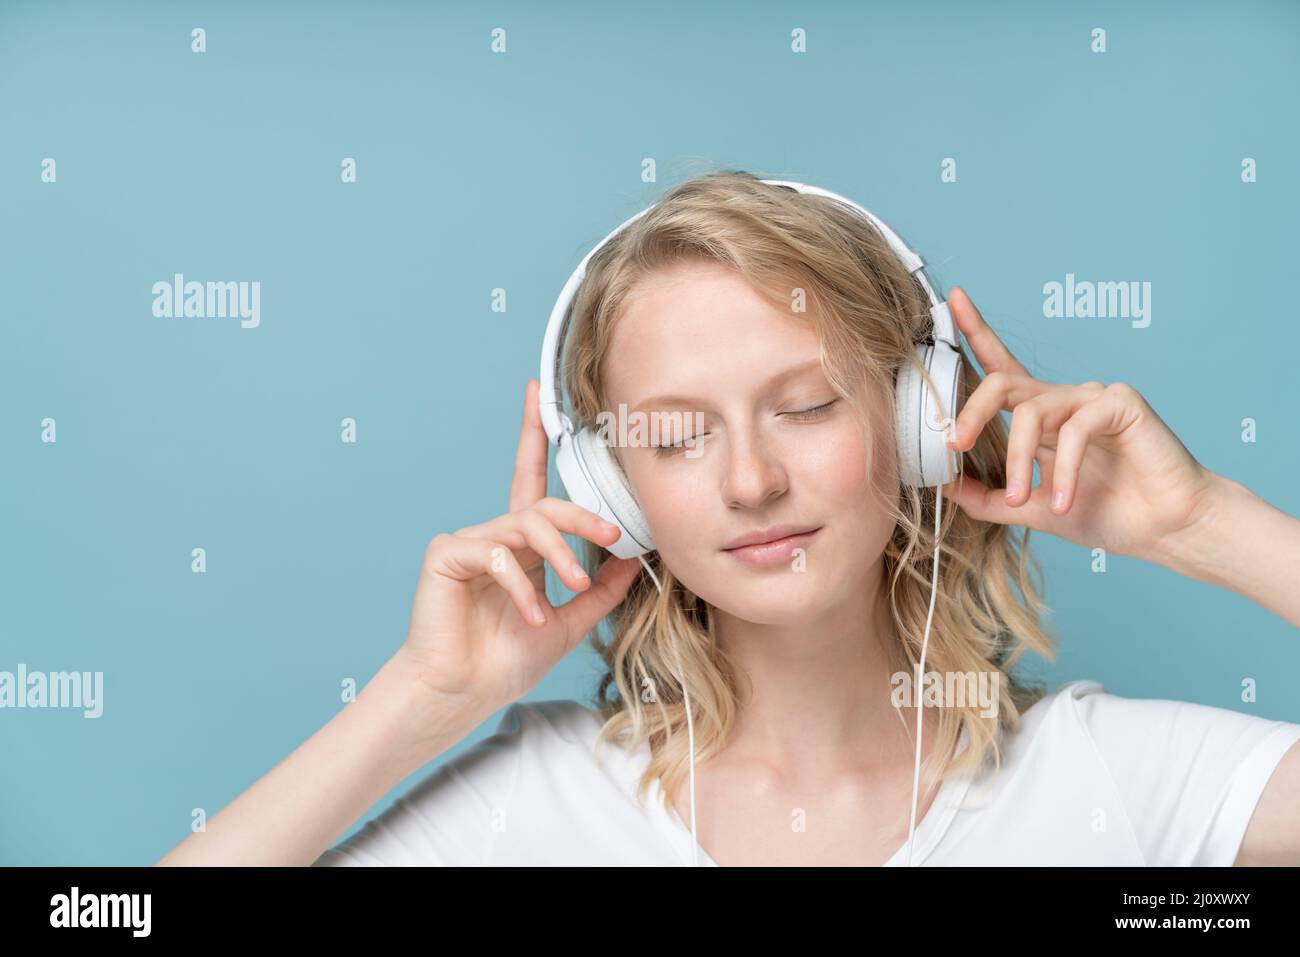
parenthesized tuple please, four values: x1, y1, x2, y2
(804, 415, 885, 501)
(808, 426, 867, 494)
(812, 420, 900, 554)
(631, 465, 713, 551)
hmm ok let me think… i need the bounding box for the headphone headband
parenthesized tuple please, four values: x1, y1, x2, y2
(539, 178, 955, 447)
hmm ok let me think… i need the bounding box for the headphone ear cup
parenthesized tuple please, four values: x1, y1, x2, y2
(895, 342, 963, 488)
(573, 426, 656, 558)
(894, 350, 925, 488)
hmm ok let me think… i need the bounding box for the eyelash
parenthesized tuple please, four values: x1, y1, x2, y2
(650, 399, 839, 457)
(784, 398, 838, 422)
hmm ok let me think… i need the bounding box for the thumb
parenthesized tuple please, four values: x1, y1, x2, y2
(940, 474, 1008, 525)
(555, 556, 643, 653)
(941, 474, 1051, 530)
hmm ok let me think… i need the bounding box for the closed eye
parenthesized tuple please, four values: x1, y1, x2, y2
(651, 399, 839, 457)
(782, 399, 838, 421)
(652, 433, 709, 457)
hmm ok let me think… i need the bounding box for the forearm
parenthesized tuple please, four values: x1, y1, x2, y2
(1155, 471, 1300, 628)
(155, 652, 483, 867)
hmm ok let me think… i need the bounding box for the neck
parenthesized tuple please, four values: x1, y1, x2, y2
(711, 561, 932, 784)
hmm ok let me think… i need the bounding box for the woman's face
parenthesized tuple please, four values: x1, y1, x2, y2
(602, 258, 899, 625)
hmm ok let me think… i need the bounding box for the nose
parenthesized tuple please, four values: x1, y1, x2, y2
(720, 424, 788, 510)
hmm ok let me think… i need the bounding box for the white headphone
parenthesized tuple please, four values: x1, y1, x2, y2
(539, 179, 963, 866)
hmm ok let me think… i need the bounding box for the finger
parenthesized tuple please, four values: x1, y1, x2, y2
(530, 496, 624, 548)
(459, 499, 622, 592)
(947, 370, 1053, 452)
(552, 556, 643, 655)
(1049, 389, 1124, 515)
(512, 508, 594, 593)
(509, 379, 550, 514)
(1003, 384, 1103, 507)
(948, 286, 1029, 378)
(939, 473, 1057, 530)
(462, 497, 622, 555)
(425, 534, 552, 627)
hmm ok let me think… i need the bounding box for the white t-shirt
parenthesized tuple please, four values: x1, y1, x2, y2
(312, 679, 1300, 866)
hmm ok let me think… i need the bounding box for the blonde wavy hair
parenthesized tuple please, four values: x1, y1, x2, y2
(560, 169, 1056, 815)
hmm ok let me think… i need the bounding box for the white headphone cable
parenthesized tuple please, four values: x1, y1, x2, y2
(904, 481, 942, 866)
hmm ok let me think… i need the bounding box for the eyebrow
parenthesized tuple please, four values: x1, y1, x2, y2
(631, 358, 825, 413)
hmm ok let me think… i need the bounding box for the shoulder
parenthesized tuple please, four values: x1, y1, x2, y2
(1018, 677, 1300, 763)
(1047, 678, 1299, 746)
(312, 698, 613, 866)
(496, 698, 605, 746)
(415, 698, 605, 783)
(462, 698, 626, 785)
(1025, 678, 1300, 865)
(1003, 678, 1105, 741)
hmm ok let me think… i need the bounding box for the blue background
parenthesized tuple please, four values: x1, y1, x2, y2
(1, 0, 1296, 865)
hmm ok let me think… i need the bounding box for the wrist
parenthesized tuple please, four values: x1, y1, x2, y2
(355, 651, 488, 775)
(1151, 470, 1246, 588)
(1152, 471, 1300, 626)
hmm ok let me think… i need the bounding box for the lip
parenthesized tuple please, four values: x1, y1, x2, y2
(722, 524, 822, 550)
(722, 525, 822, 567)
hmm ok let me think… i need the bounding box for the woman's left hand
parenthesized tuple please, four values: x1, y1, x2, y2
(939, 286, 1219, 565)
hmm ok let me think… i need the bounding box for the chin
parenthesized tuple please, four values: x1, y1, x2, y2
(697, 574, 838, 627)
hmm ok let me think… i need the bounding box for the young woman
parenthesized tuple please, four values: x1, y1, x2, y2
(157, 172, 1300, 867)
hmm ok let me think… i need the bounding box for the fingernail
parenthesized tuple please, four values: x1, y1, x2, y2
(1005, 481, 1025, 501)
(601, 520, 619, 533)
(1052, 489, 1067, 511)
(531, 604, 546, 624)
(571, 563, 590, 584)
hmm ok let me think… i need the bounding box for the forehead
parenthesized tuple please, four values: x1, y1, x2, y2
(603, 260, 823, 399)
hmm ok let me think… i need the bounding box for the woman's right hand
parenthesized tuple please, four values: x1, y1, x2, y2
(395, 379, 644, 723)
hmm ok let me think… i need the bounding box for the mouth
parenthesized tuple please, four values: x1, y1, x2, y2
(721, 526, 822, 567)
